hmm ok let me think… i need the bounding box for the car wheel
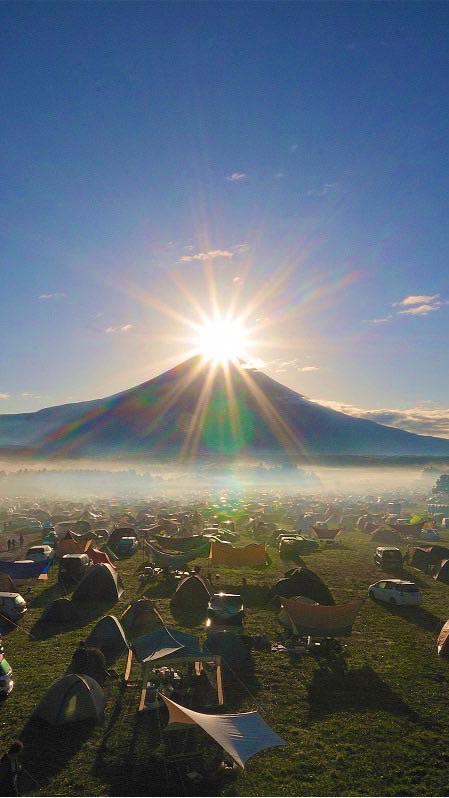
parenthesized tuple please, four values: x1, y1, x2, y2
(369, 590, 375, 600)
(389, 597, 397, 606)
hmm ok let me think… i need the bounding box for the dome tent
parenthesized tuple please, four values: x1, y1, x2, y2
(72, 563, 124, 603)
(41, 598, 79, 623)
(171, 574, 213, 613)
(32, 673, 105, 725)
(269, 568, 334, 605)
(85, 615, 128, 661)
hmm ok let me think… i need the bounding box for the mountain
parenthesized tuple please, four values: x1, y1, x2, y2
(1, 355, 449, 460)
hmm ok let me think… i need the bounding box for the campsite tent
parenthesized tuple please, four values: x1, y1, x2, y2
(151, 534, 205, 552)
(269, 568, 334, 605)
(162, 695, 286, 768)
(171, 574, 213, 613)
(41, 598, 79, 623)
(279, 597, 364, 637)
(72, 563, 124, 603)
(121, 599, 164, 637)
(389, 521, 425, 536)
(432, 559, 449, 583)
(86, 615, 128, 659)
(312, 525, 342, 541)
(0, 573, 15, 592)
(32, 673, 105, 725)
(411, 545, 449, 573)
(86, 547, 116, 567)
(57, 532, 93, 557)
(370, 527, 403, 545)
(209, 541, 268, 567)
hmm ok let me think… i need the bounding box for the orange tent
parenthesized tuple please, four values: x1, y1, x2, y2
(280, 597, 364, 637)
(58, 537, 93, 556)
(210, 541, 268, 566)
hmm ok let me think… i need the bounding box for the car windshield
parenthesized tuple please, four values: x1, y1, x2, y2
(383, 551, 401, 558)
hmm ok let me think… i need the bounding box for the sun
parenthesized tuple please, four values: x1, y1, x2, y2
(195, 316, 250, 364)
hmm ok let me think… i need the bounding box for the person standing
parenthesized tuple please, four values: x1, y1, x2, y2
(0, 740, 24, 796)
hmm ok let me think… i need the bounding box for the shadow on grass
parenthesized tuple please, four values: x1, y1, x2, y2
(373, 600, 442, 634)
(30, 599, 118, 640)
(307, 666, 432, 727)
(27, 582, 65, 609)
(18, 716, 97, 794)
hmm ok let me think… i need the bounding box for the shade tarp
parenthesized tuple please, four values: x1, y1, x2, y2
(162, 695, 286, 768)
(132, 627, 203, 663)
(280, 597, 364, 636)
(312, 526, 342, 540)
(438, 620, 449, 655)
(0, 559, 47, 579)
(210, 541, 268, 566)
(145, 540, 209, 567)
(152, 534, 205, 552)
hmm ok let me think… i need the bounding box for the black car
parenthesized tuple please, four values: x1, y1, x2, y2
(374, 547, 403, 570)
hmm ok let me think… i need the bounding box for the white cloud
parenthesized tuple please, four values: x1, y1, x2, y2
(290, 144, 298, 152)
(398, 304, 440, 316)
(312, 399, 449, 439)
(367, 316, 393, 324)
(274, 172, 285, 178)
(232, 276, 242, 284)
(38, 292, 65, 301)
(179, 250, 233, 263)
(232, 243, 250, 254)
(394, 294, 440, 307)
(298, 366, 320, 372)
(104, 324, 133, 334)
(241, 359, 266, 369)
(21, 392, 41, 398)
(0, 393, 10, 400)
(226, 172, 247, 182)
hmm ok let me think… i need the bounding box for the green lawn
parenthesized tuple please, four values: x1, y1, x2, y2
(3, 530, 449, 796)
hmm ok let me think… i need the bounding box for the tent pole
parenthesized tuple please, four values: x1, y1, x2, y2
(139, 662, 150, 711)
(124, 648, 133, 682)
(217, 661, 224, 705)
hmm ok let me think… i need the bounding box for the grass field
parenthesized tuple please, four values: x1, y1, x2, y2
(3, 527, 449, 797)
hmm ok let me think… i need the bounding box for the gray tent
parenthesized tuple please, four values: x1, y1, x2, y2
(86, 614, 128, 658)
(205, 630, 253, 671)
(32, 673, 105, 725)
(41, 598, 79, 623)
(72, 563, 124, 603)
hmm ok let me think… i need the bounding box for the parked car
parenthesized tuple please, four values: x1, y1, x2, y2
(25, 545, 54, 562)
(116, 536, 139, 557)
(58, 553, 93, 586)
(206, 593, 244, 627)
(374, 547, 403, 570)
(0, 592, 28, 623)
(368, 579, 422, 606)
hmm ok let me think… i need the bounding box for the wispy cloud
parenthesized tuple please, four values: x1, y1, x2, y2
(393, 294, 445, 316)
(232, 276, 242, 284)
(241, 359, 266, 369)
(366, 316, 393, 324)
(264, 357, 320, 373)
(232, 243, 250, 255)
(104, 324, 133, 334)
(312, 399, 449, 439)
(274, 172, 284, 178)
(21, 392, 41, 398)
(307, 183, 338, 198)
(298, 366, 319, 372)
(38, 292, 65, 301)
(226, 172, 247, 182)
(290, 144, 298, 152)
(179, 250, 233, 263)
(0, 393, 10, 400)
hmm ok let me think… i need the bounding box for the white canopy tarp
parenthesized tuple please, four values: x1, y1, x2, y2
(162, 694, 286, 768)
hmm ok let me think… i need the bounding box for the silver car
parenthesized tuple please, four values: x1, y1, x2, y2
(368, 579, 422, 607)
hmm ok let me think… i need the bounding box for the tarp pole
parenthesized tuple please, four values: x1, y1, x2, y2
(217, 661, 224, 705)
(124, 648, 133, 682)
(139, 662, 150, 711)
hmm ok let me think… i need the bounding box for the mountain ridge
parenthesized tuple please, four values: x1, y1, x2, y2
(0, 355, 448, 459)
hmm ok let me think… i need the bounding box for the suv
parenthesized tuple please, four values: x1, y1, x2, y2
(0, 593, 28, 623)
(374, 547, 403, 570)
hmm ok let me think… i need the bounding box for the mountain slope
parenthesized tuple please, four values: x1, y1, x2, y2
(0, 356, 448, 459)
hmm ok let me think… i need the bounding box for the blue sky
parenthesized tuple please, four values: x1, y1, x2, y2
(2, 2, 449, 437)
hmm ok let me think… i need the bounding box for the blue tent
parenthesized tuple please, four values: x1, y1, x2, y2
(0, 559, 49, 579)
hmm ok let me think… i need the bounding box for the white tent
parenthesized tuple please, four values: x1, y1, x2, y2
(162, 695, 286, 768)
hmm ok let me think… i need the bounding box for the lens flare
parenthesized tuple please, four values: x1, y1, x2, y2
(195, 316, 249, 364)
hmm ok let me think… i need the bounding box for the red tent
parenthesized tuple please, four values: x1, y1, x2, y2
(86, 547, 116, 568)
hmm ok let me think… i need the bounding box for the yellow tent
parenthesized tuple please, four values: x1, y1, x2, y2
(210, 541, 268, 566)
